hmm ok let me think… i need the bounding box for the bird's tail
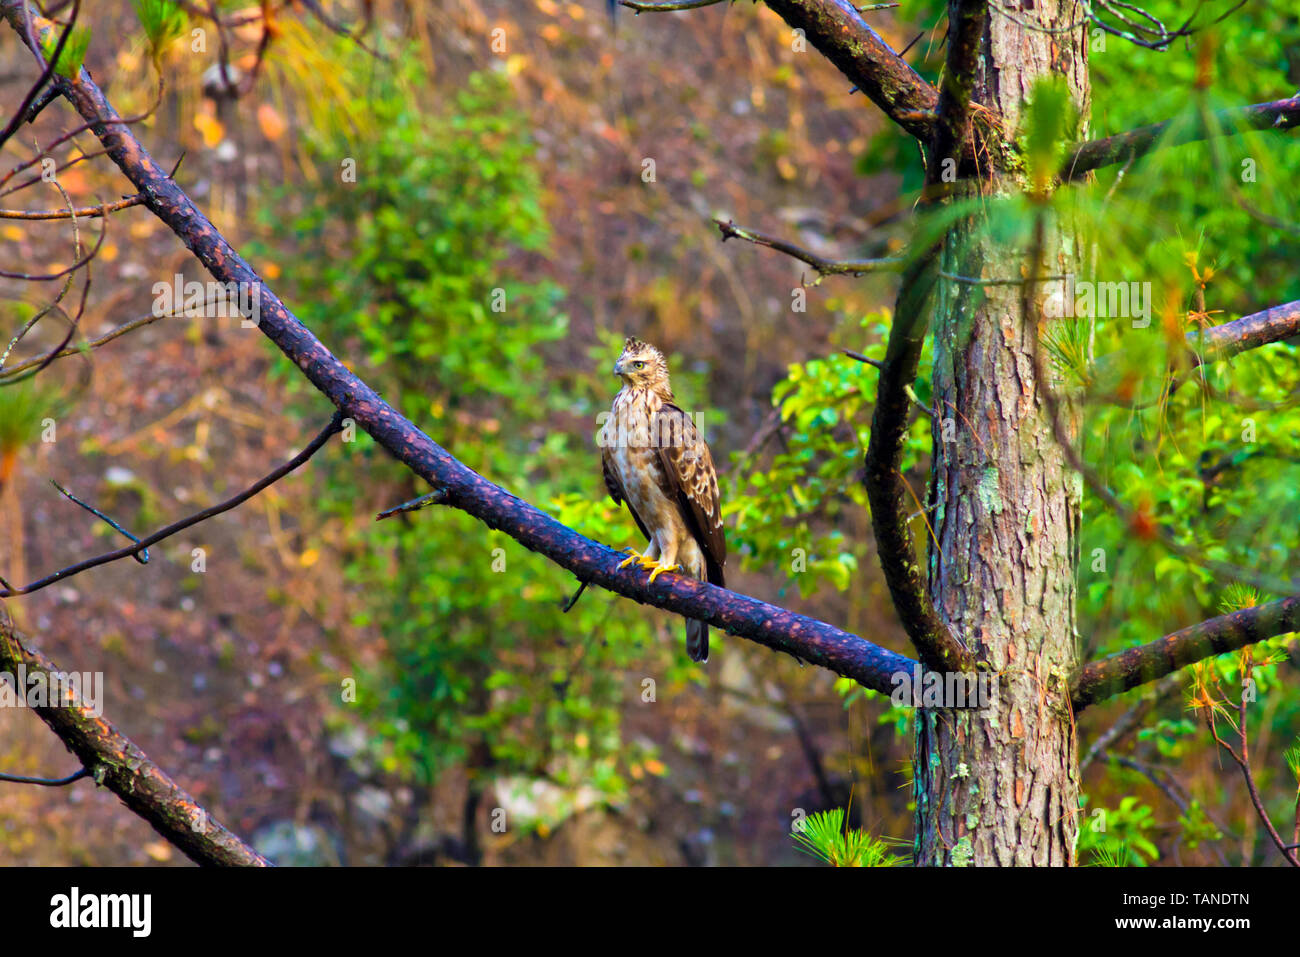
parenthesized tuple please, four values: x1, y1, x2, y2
(686, 619, 709, 663)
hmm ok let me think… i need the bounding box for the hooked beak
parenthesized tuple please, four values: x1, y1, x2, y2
(612, 359, 626, 376)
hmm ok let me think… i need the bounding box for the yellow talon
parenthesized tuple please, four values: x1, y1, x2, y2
(618, 547, 645, 570)
(647, 562, 681, 584)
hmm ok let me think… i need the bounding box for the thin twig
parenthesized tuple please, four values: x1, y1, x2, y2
(0, 767, 90, 786)
(0, 764, 89, 785)
(375, 487, 449, 520)
(716, 218, 902, 285)
(0, 193, 143, 219)
(0, 413, 345, 597)
(562, 580, 590, 613)
(620, 0, 725, 10)
(50, 479, 150, 564)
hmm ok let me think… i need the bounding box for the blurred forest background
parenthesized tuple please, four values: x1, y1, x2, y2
(1, 0, 1298, 865)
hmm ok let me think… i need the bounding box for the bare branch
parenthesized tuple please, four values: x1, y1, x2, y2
(842, 349, 936, 418)
(1071, 597, 1300, 711)
(0, 193, 144, 219)
(1061, 94, 1300, 180)
(865, 251, 972, 672)
(0, 766, 89, 786)
(929, 0, 987, 187)
(715, 218, 901, 282)
(841, 348, 884, 370)
(50, 479, 150, 563)
(0, 200, 107, 280)
(1186, 297, 1300, 369)
(0, 295, 220, 383)
(376, 487, 449, 520)
(754, 0, 940, 140)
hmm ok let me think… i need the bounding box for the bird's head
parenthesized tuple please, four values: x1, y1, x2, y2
(613, 337, 670, 392)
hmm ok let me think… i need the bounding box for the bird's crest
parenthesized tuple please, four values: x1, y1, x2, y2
(620, 336, 664, 362)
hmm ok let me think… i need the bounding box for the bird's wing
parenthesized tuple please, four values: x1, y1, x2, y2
(602, 443, 652, 543)
(655, 403, 726, 587)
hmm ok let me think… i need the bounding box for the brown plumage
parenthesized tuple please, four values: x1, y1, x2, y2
(601, 337, 725, 662)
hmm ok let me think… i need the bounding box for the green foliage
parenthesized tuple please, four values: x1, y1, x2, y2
(134, 0, 187, 66)
(1137, 716, 1199, 761)
(40, 23, 91, 80)
(1218, 582, 1261, 615)
(1022, 75, 1078, 193)
(305, 71, 561, 403)
(1079, 795, 1160, 866)
(726, 311, 930, 599)
(1089, 8, 1300, 307)
(0, 380, 55, 453)
(1286, 741, 1300, 783)
(856, 129, 924, 198)
(1040, 316, 1091, 386)
(791, 808, 905, 867)
(834, 676, 912, 739)
(1176, 800, 1224, 851)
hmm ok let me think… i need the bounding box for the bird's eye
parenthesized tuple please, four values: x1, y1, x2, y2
(633, 361, 645, 369)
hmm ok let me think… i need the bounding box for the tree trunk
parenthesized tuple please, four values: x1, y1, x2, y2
(912, 3, 1090, 866)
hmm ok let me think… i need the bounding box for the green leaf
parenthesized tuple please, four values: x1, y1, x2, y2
(40, 23, 92, 80)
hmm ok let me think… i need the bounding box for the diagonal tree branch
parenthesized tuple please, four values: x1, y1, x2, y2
(631, 1, 941, 140)
(1060, 93, 1300, 180)
(0, 0, 915, 695)
(1071, 597, 1300, 711)
(756, 0, 940, 140)
(1185, 297, 1300, 368)
(928, 0, 987, 184)
(864, 250, 970, 673)
(0, 614, 270, 865)
(859, 1, 986, 674)
(1092, 297, 1300, 403)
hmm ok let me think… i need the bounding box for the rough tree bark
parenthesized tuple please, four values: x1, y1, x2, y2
(913, 2, 1090, 866)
